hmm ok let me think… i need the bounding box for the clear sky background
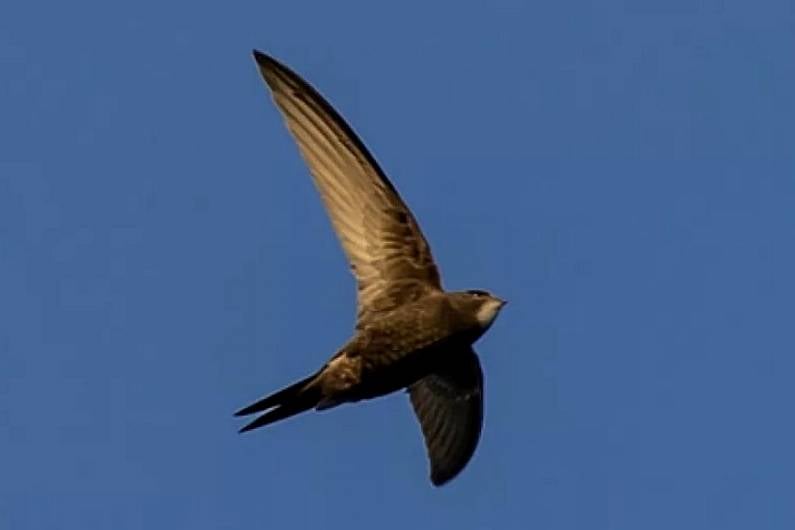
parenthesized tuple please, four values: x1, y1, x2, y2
(2, 0, 794, 528)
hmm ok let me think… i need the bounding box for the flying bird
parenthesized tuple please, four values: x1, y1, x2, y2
(236, 50, 507, 486)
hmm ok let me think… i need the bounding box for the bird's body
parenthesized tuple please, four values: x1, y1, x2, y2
(237, 291, 500, 422)
(236, 50, 506, 486)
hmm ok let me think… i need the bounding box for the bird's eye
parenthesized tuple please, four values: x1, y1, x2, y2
(467, 289, 489, 297)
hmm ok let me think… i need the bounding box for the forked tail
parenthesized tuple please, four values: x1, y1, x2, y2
(234, 372, 322, 433)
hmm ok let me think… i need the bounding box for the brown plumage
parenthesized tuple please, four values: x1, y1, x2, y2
(235, 51, 506, 486)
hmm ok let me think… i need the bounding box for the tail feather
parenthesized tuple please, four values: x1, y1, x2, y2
(235, 372, 322, 433)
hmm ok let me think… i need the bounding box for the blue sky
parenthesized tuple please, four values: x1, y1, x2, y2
(2, 0, 794, 528)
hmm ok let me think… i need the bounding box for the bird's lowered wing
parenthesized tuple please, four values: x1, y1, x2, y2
(253, 51, 442, 325)
(409, 347, 484, 486)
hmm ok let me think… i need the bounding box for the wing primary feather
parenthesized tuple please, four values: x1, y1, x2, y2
(252, 49, 443, 324)
(408, 348, 484, 486)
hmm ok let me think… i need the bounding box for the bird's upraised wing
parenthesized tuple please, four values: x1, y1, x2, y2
(253, 51, 442, 325)
(408, 347, 484, 486)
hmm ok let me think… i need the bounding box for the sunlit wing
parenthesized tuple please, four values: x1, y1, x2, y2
(253, 51, 442, 325)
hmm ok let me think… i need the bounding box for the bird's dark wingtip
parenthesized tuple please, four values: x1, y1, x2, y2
(252, 49, 275, 68)
(430, 470, 455, 487)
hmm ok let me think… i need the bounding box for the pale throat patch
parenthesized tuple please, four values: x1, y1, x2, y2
(475, 299, 502, 327)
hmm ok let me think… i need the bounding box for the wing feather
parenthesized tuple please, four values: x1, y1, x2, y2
(253, 51, 442, 325)
(409, 348, 484, 486)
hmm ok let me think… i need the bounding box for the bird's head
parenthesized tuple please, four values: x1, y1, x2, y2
(453, 289, 507, 330)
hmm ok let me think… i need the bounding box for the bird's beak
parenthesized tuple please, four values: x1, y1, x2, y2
(498, 298, 508, 308)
